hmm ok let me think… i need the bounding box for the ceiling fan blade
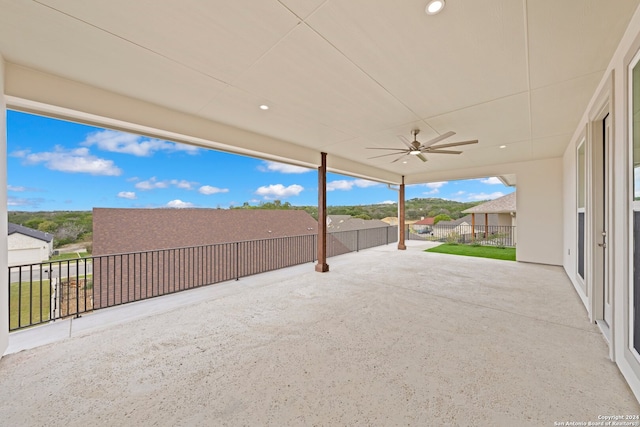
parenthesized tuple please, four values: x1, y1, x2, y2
(424, 149, 463, 154)
(391, 153, 409, 163)
(366, 147, 407, 151)
(421, 131, 456, 148)
(397, 135, 414, 149)
(417, 154, 428, 162)
(428, 139, 478, 149)
(368, 151, 408, 159)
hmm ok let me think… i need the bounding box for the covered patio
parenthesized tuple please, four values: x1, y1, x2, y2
(2, 242, 636, 426)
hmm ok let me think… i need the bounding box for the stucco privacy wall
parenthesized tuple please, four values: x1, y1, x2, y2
(1, 56, 8, 356)
(562, 2, 640, 401)
(514, 158, 563, 265)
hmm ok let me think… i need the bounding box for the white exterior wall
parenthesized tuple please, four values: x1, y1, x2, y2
(495, 214, 513, 228)
(0, 56, 8, 357)
(562, 2, 640, 402)
(7, 233, 51, 266)
(515, 158, 563, 265)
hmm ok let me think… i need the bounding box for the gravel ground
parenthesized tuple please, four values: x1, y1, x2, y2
(0, 243, 637, 426)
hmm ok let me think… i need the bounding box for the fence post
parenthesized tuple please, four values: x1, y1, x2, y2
(357, 230, 360, 252)
(235, 242, 239, 281)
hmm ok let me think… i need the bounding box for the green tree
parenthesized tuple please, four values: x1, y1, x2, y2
(37, 220, 57, 233)
(433, 214, 452, 224)
(24, 218, 43, 230)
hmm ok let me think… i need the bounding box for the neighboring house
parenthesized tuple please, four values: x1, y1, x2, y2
(325, 215, 396, 257)
(433, 216, 474, 236)
(8, 223, 54, 266)
(93, 208, 318, 255)
(461, 192, 517, 228)
(380, 217, 399, 226)
(380, 217, 418, 227)
(412, 217, 435, 233)
(326, 215, 389, 232)
(92, 208, 320, 308)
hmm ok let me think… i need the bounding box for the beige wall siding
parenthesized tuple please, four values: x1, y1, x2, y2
(7, 233, 51, 266)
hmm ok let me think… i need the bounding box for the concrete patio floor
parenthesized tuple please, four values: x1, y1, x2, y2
(1, 241, 638, 426)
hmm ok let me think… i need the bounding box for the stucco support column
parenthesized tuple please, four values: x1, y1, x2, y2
(315, 152, 329, 272)
(398, 176, 406, 250)
(0, 56, 8, 357)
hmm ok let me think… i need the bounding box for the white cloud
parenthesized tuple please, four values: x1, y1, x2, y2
(327, 179, 379, 191)
(467, 192, 505, 201)
(8, 185, 26, 192)
(255, 184, 304, 199)
(480, 177, 502, 185)
(166, 199, 195, 208)
(327, 180, 352, 191)
(199, 185, 229, 195)
(378, 200, 396, 205)
(259, 161, 310, 174)
(17, 146, 122, 176)
(422, 181, 448, 195)
(170, 179, 196, 190)
(425, 181, 448, 189)
(135, 177, 169, 190)
(82, 130, 198, 157)
(136, 177, 202, 191)
(453, 191, 466, 196)
(117, 191, 137, 200)
(8, 196, 44, 208)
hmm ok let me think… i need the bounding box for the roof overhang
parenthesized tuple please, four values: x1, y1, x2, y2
(2, 0, 639, 185)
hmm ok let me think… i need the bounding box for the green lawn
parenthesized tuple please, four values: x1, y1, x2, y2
(49, 252, 91, 261)
(425, 244, 516, 261)
(10, 280, 51, 330)
(9, 274, 94, 330)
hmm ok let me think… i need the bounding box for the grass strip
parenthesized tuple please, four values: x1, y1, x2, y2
(425, 243, 516, 261)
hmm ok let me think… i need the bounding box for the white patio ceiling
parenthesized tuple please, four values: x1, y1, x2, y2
(1, 0, 638, 185)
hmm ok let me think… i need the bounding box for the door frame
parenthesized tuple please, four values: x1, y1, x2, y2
(587, 71, 615, 358)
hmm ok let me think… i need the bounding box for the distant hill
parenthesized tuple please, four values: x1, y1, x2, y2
(7, 198, 483, 248)
(232, 198, 483, 221)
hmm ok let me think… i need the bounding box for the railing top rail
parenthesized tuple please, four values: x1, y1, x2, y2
(10, 226, 398, 268)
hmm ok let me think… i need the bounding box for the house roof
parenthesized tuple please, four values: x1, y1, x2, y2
(462, 192, 516, 214)
(2, 3, 638, 185)
(8, 223, 53, 243)
(436, 214, 500, 227)
(326, 215, 389, 233)
(93, 208, 317, 255)
(380, 217, 417, 226)
(414, 218, 435, 226)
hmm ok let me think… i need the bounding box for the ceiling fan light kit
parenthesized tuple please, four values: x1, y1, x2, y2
(366, 129, 478, 164)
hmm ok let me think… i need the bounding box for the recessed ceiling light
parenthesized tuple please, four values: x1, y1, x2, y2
(259, 104, 269, 110)
(425, 0, 445, 15)
(402, 161, 408, 164)
(499, 145, 507, 149)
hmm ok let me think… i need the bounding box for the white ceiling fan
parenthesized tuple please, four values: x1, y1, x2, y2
(367, 130, 478, 163)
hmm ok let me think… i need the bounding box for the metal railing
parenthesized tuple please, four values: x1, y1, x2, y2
(406, 224, 516, 247)
(9, 226, 398, 331)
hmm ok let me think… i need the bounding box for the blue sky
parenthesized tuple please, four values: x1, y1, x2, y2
(6, 111, 514, 211)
